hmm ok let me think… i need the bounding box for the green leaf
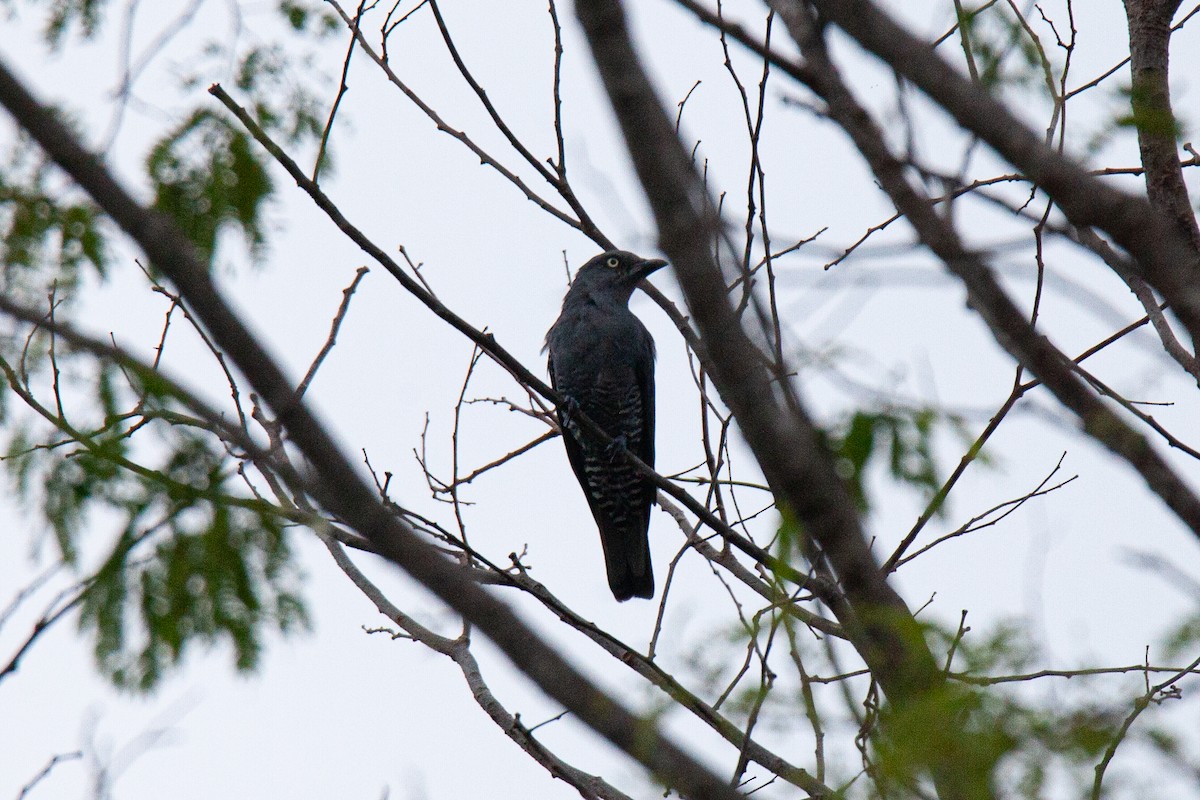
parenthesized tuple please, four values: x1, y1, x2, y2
(43, 0, 109, 47)
(0, 139, 109, 290)
(956, 2, 1053, 94)
(80, 443, 308, 691)
(147, 110, 274, 266)
(1117, 84, 1184, 139)
(825, 406, 968, 514)
(836, 411, 876, 510)
(3, 346, 307, 691)
(277, 0, 340, 37)
(1160, 612, 1200, 659)
(233, 44, 326, 145)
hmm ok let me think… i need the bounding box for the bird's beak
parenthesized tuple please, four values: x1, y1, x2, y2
(632, 258, 668, 282)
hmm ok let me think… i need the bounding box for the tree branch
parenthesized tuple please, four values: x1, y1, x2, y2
(1123, 0, 1200, 253)
(761, 0, 1200, 543)
(0, 53, 744, 800)
(574, 0, 943, 717)
(206, 78, 839, 603)
(800, 0, 1200, 352)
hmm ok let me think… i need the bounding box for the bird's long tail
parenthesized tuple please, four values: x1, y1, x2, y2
(601, 521, 654, 601)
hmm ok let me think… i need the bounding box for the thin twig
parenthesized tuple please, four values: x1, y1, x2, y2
(1091, 650, 1200, 799)
(16, 751, 84, 800)
(313, 1, 366, 183)
(297, 266, 370, 398)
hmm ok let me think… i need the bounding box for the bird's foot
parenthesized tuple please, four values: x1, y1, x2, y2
(559, 396, 582, 435)
(605, 435, 628, 461)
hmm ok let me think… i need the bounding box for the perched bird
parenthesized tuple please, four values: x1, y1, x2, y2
(545, 250, 667, 601)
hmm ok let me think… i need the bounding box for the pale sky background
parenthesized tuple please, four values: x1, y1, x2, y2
(2, 1, 1200, 798)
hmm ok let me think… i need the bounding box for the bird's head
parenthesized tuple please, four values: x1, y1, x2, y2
(569, 250, 668, 303)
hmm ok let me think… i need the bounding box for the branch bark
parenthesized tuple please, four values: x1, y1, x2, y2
(1123, 0, 1200, 254)
(572, 6, 1000, 792)
(574, 0, 943, 717)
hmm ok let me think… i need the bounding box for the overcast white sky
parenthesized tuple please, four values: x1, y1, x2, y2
(2, 1, 1200, 798)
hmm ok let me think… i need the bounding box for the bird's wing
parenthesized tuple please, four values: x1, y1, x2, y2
(547, 348, 595, 517)
(548, 330, 655, 600)
(633, 332, 656, 531)
(635, 331, 655, 472)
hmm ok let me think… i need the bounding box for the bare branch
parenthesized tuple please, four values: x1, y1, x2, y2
(575, 0, 946, 726)
(16, 750, 83, 800)
(801, 0, 1200, 350)
(207, 79, 834, 598)
(297, 266, 370, 398)
(1123, 0, 1200, 251)
(319, 530, 635, 800)
(763, 0, 1200, 544)
(1092, 649, 1200, 799)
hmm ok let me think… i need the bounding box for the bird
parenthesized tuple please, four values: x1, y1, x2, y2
(545, 250, 667, 601)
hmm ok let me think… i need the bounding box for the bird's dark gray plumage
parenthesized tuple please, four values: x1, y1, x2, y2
(545, 250, 667, 601)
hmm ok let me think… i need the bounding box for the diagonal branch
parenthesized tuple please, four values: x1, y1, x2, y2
(802, 0, 1200, 353)
(207, 79, 838, 601)
(324, 0, 709, 366)
(320, 532, 636, 800)
(297, 265, 370, 398)
(574, 0, 941, 710)
(1, 286, 819, 795)
(0, 54, 744, 800)
(761, 1, 1200, 541)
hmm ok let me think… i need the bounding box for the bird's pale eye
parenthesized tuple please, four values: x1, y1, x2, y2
(606, 256, 620, 269)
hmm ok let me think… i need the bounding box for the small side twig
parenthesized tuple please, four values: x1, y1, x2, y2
(297, 266, 370, 398)
(16, 750, 84, 800)
(1091, 650, 1200, 800)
